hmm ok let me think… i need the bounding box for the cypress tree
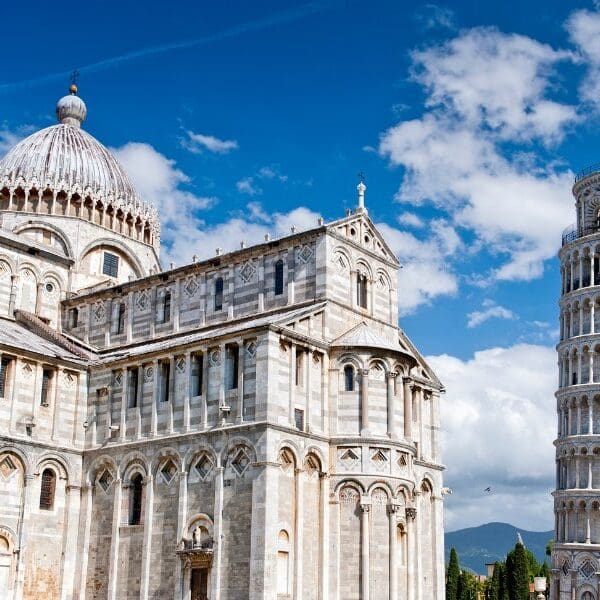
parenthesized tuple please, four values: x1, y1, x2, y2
(498, 562, 510, 600)
(488, 562, 502, 600)
(511, 543, 530, 600)
(447, 547, 460, 600)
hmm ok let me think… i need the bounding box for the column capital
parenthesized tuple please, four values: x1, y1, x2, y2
(387, 371, 399, 380)
(360, 502, 371, 513)
(360, 368, 370, 377)
(405, 507, 417, 520)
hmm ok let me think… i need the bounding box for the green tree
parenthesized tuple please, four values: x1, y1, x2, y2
(498, 562, 509, 600)
(487, 562, 502, 600)
(447, 547, 460, 600)
(545, 540, 554, 557)
(510, 543, 530, 600)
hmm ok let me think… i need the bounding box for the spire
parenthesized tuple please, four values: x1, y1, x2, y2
(56, 75, 87, 128)
(356, 171, 367, 214)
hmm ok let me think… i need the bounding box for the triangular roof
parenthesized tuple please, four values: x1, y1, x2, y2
(326, 211, 400, 268)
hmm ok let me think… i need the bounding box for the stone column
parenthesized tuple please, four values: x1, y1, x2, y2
(173, 278, 180, 333)
(77, 484, 94, 599)
(387, 372, 398, 438)
(593, 302, 597, 334)
(120, 367, 127, 441)
(14, 473, 37, 598)
(219, 342, 226, 411)
(389, 504, 400, 600)
(329, 366, 339, 436)
(305, 349, 312, 432)
(289, 344, 296, 427)
(403, 378, 413, 440)
(150, 359, 159, 435)
(8, 274, 18, 315)
(168, 356, 176, 433)
(126, 292, 133, 343)
(174, 470, 188, 597)
(211, 466, 225, 600)
(294, 468, 304, 600)
(60, 484, 81, 600)
(360, 369, 370, 435)
(51, 367, 63, 441)
(140, 474, 154, 600)
(360, 500, 371, 600)
(201, 350, 209, 429)
(183, 352, 191, 432)
(237, 340, 245, 424)
(580, 304, 585, 335)
(587, 505, 592, 543)
(593, 255, 596, 287)
(107, 479, 122, 600)
(320, 473, 330, 600)
(137, 365, 144, 439)
(591, 351, 595, 384)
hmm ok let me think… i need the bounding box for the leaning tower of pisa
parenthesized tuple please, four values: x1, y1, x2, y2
(553, 166, 600, 600)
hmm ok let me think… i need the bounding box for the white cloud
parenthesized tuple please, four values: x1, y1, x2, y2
(567, 9, 600, 109)
(411, 28, 577, 143)
(258, 165, 288, 182)
(397, 212, 425, 228)
(467, 299, 517, 328)
(181, 130, 239, 154)
(113, 142, 214, 266)
(378, 219, 461, 314)
(236, 176, 262, 196)
(429, 344, 556, 531)
(378, 27, 576, 287)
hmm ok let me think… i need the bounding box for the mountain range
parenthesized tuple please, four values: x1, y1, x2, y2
(444, 522, 553, 575)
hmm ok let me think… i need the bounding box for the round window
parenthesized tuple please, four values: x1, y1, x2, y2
(45, 283, 54, 293)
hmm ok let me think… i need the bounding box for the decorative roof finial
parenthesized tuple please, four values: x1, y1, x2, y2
(357, 171, 367, 214)
(56, 72, 86, 128)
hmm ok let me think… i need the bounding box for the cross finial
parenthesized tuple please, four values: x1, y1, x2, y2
(358, 170, 366, 184)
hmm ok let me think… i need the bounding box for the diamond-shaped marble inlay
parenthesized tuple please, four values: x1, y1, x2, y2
(562, 562, 570, 576)
(398, 453, 409, 468)
(0, 456, 17, 479)
(145, 366, 153, 381)
(22, 363, 33, 379)
(0, 262, 9, 278)
(114, 372, 123, 386)
(195, 454, 213, 481)
(246, 341, 257, 357)
(136, 290, 148, 311)
(239, 260, 256, 284)
(184, 277, 199, 297)
(333, 253, 348, 273)
(298, 244, 313, 264)
(161, 460, 178, 485)
(94, 302, 106, 322)
(176, 358, 186, 373)
(340, 448, 359, 462)
(63, 372, 75, 388)
(98, 469, 113, 492)
(580, 561, 595, 579)
(231, 448, 251, 476)
(377, 274, 387, 289)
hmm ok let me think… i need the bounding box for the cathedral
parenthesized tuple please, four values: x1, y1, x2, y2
(0, 86, 445, 600)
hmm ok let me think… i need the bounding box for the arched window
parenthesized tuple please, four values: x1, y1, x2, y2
(344, 365, 354, 391)
(129, 473, 143, 525)
(0, 535, 11, 593)
(215, 277, 224, 311)
(357, 272, 368, 308)
(69, 307, 78, 329)
(275, 260, 284, 296)
(39, 468, 56, 510)
(277, 530, 290, 594)
(162, 291, 171, 323)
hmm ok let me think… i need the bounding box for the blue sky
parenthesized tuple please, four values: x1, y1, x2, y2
(3, 0, 599, 532)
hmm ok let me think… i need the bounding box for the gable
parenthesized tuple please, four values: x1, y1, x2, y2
(327, 213, 399, 266)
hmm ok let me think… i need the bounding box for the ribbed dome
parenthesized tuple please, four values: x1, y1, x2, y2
(0, 89, 143, 210)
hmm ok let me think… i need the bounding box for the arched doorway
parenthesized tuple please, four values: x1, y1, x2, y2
(582, 591, 595, 600)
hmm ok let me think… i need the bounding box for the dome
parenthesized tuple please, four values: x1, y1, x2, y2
(0, 88, 143, 210)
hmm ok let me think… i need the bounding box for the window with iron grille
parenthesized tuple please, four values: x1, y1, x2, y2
(39, 468, 56, 510)
(162, 291, 171, 323)
(129, 473, 143, 525)
(40, 369, 53, 406)
(275, 260, 284, 296)
(103, 252, 119, 278)
(127, 368, 139, 409)
(214, 277, 224, 311)
(160, 362, 170, 403)
(0, 358, 10, 398)
(116, 303, 126, 334)
(294, 408, 304, 431)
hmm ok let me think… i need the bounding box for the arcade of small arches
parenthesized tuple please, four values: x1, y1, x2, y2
(557, 345, 600, 388)
(0, 185, 159, 247)
(557, 396, 600, 437)
(555, 444, 600, 490)
(555, 498, 600, 544)
(560, 297, 600, 342)
(561, 245, 600, 295)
